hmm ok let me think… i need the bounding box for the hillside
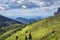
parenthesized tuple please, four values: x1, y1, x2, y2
(3, 14, 60, 40)
(0, 24, 26, 40)
(0, 15, 22, 27)
(0, 24, 25, 35)
(0, 15, 25, 38)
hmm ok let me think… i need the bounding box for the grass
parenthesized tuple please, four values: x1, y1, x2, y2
(1, 15, 60, 40)
(0, 24, 26, 40)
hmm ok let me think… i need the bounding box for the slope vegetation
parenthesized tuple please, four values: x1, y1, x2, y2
(4, 15, 60, 40)
(0, 24, 26, 40)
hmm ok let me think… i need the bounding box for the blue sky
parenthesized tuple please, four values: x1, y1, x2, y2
(0, 0, 60, 19)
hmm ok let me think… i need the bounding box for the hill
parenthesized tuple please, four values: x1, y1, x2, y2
(0, 24, 26, 40)
(0, 15, 25, 37)
(0, 15, 22, 27)
(4, 14, 60, 40)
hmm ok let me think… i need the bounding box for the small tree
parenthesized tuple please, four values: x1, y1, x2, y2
(25, 31, 28, 40)
(29, 31, 32, 40)
(25, 35, 28, 40)
(16, 36, 18, 40)
(52, 31, 55, 33)
(9, 34, 11, 37)
(26, 31, 28, 33)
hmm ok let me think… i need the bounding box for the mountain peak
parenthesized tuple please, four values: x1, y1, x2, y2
(57, 7, 60, 13)
(54, 7, 60, 15)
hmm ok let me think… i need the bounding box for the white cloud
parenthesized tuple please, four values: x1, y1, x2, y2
(43, 1, 60, 11)
(17, 0, 24, 3)
(0, 0, 60, 18)
(36, 0, 60, 12)
(0, 7, 5, 11)
(22, 5, 27, 8)
(0, 4, 9, 11)
(10, 0, 16, 2)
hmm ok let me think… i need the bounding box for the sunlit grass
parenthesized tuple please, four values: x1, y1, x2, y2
(1, 15, 60, 40)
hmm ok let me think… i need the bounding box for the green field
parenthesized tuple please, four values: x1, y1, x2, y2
(1, 15, 60, 40)
(0, 24, 26, 40)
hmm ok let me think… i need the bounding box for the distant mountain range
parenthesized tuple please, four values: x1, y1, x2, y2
(0, 15, 22, 27)
(15, 17, 36, 24)
(15, 16, 42, 24)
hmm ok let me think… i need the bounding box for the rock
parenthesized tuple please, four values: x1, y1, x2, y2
(54, 7, 60, 15)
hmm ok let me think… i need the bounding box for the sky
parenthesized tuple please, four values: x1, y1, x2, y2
(0, 0, 60, 19)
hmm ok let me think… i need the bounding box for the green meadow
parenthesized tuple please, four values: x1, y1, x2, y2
(0, 15, 60, 40)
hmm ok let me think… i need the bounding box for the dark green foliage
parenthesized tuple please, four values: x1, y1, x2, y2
(29, 31, 32, 40)
(16, 36, 18, 40)
(52, 31, 55, 33)
(26, 31, 28, 33)
(25, 31, 28, 40)
(0, 30, 6, 35)
(25, 31, 32, 40)
(0, 24, 27, 40)
(9, 34, 11, 37)
(25, 35, 28, 40)
(0, 24, 25, 35)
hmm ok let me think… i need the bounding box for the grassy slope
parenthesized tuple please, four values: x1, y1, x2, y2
(5, 15, 60, 40)
(0, 24, 24, 35)
(0, 24, 26, 40)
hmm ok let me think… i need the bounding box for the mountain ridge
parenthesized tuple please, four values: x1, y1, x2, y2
(0, 15, 22, 27)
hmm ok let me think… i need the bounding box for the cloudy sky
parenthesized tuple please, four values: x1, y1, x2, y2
(0, 0, 60, 19)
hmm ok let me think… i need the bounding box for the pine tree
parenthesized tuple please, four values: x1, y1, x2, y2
(16, 36, 18, 40)
(29, 31, 32, 40)
(25, 31, 28, 40)
(25, 35, 28, 40)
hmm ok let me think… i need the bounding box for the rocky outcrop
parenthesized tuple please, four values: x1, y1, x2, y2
(54, 7, 60, 15)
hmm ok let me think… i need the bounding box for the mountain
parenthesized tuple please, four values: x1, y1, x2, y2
(15, 17, 42, 24)
(0, 15, 22, 27)
(57, 7, 60, 13)
(15, 17, 36, 24)
(5, 14, 60, 40)
(54, 7, 60, 15)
